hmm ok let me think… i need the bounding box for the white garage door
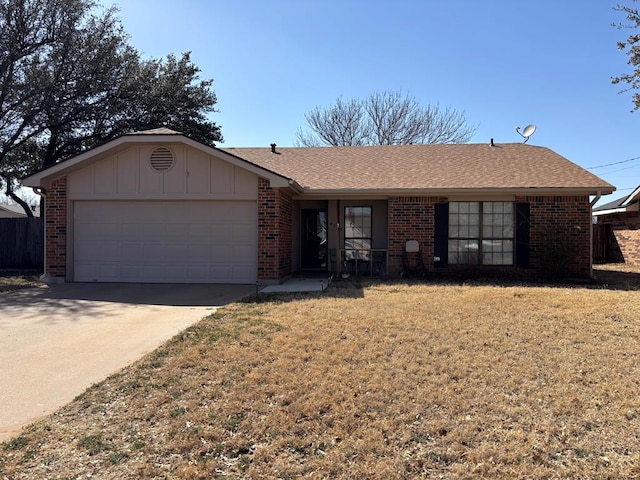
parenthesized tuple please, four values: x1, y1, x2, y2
(73, 201, 257, 283)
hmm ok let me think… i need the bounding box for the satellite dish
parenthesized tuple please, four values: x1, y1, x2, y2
(516, 124, 537, 143)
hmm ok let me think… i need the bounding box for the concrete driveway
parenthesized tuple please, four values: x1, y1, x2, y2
(0, 282, 255, 442)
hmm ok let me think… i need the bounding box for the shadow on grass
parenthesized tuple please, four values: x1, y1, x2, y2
(241, 266, 640, 304)
(334, 266, 640, 292)
(419, 267, 640, 291)
(591, 266, 640, 291)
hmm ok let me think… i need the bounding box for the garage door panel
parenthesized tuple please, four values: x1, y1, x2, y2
(121, 223, 143, 239)
(74, 201, 257, 283)
(140, 244, 164, 259)
(233, 223, 257, 238)
(142, 223, 165, 237)
(234, 244, 256, 258)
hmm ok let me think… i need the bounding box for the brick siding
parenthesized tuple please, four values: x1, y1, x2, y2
(387, 196, 445, 276)
(45, 176, 67, 279)
(257, 177, 292, 282)
(387, 195, 593, 279)
(518, 195, 592, 278)
(597, 211, 640, 266)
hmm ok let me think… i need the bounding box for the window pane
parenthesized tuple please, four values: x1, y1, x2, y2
(351, 238, 371, 251)
(481, 239, 513, 265)
(449, 201, 519, 265)
(344, 206, 372, 259)
(501, 223, 514, 237)
(503, 203, 513, 215)
(503, 239, 513, 253)
(460, 240, 479, 264)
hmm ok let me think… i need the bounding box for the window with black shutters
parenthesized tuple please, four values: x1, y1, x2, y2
(447, 201, 515, 265)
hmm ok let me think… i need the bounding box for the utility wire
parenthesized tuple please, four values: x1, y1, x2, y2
(587, 155, 640, 169)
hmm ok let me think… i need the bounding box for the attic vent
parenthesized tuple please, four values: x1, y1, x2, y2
(150, 147, 174, 172)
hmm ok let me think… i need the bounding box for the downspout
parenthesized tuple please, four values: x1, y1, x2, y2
(32, 187, 47, 282)
(337, 199, 341, 276)
(589, 191, 602, 279)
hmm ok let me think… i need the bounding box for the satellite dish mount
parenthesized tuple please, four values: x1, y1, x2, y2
(516, 124, 536, 143)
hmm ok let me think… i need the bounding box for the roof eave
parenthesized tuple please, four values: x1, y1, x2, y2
(593, 203, 639, 216)
(23, 134, 291, 188)
(621, 185, 640, 206)
(592, 207, 627, 216)
(296, 186, 616, 198)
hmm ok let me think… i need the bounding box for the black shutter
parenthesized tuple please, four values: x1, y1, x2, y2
(515, 203, 530, 268)
(434, 203, 448, 268)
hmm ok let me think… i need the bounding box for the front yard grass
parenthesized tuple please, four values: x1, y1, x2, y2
(1, 267, 640, 478)
(0, 275, 41, 293)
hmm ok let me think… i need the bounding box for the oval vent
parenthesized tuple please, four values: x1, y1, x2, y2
(150, 147, 174, 172)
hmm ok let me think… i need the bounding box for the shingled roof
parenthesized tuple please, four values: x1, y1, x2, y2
(593, 185, 640, 215)
(223, 143, 614, 194)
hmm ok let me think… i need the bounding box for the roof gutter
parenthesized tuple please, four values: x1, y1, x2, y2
(296, 186, 616, 198)
(589, 191, 602, 208)
(287, 179, 305, 194)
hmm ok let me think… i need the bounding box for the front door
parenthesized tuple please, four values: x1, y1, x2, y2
(301, 209, 328, 269)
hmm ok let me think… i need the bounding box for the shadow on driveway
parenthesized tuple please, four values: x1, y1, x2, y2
(0, 283, 255, 442)
(7, 282, 257, 306)
(0, 283, 256, 327)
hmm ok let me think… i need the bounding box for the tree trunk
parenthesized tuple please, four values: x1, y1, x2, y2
(3, 178, 34, 218)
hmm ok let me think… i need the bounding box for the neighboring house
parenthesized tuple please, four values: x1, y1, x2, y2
(0, 203, 40, 218)
(0, 204, 29, 218)
(23, 128, 614, 284)
(592, 185, 640, 266)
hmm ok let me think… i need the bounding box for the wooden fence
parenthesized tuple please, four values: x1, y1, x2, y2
(0, 217, 44, 270)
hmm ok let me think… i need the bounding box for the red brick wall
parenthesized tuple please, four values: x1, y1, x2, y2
(614, 226, 640, 266)
(518, 195, 592, 278)
(257, 177, 292, 282)
(598, 212, 640, 266)
(45, 176, 67, 279)
(387, 196, 445, 276)
(387, 195, 593, 279)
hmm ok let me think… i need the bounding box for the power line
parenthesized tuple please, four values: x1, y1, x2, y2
(588, 155, 640, 169)
(599, 164, 639, 175)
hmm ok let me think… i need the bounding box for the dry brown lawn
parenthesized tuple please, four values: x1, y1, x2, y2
(1, 266, 640, 479)
(0, 275, 41, 293)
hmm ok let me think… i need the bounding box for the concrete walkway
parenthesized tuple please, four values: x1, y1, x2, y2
(260, 276, 332, 293)
(0, 283, 255, 442)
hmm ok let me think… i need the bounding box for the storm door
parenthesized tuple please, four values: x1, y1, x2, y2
(301, 209, 328, 269)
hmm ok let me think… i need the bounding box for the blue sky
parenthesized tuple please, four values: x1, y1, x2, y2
(106, 0, 640, 203)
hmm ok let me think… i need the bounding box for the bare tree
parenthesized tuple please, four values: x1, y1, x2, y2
(612, 1, 640, 110)
(296, 91, 476, 147)
(296, 97, 370, 146)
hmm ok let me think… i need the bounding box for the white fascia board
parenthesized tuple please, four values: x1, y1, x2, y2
(621, 185, 640, 207)
(592, 207, 628, 216)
